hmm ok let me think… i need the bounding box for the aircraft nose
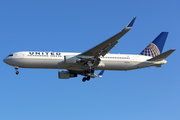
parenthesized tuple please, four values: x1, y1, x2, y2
(3, 57, 12, 65)
(3, 58, 8, 64)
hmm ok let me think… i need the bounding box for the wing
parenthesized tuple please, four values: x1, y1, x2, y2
(65, 18, 136, 80)
(79, 17, 136, 57)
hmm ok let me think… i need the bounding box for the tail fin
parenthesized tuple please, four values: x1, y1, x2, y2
(140, 32, 168, 57)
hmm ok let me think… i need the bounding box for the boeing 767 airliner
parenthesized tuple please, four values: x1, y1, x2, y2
(3, 17, 175, 82)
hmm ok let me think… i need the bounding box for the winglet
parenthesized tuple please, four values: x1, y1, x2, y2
(98, 70, 105, 77)
(127, 17, 136, 27)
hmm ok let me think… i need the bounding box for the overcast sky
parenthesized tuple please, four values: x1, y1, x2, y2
(0, 0, 180, 120)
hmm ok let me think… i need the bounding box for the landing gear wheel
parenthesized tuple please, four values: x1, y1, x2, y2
(16, 71, 19, 75)
(82, 77, 87, 82)
(82, 76, 91, 82)
(14, 66, 19, 75)
(86, 76, 90, 81)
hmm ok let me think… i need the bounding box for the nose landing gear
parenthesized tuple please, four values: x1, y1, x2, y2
(14, 66, 19, 75)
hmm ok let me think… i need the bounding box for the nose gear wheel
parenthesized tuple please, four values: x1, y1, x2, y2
(14, 66, 19, 75)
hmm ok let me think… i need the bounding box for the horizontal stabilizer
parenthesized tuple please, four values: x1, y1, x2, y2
(147, 49, 175, 61)
(98, 70, 105, 77)
(87, 70, 105, 78)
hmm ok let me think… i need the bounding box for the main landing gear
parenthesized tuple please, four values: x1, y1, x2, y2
(82, 69, 94, 82)
(82, 76, 90, 82)
(82, 61, 95, 82)
(14, 66, 19, 75)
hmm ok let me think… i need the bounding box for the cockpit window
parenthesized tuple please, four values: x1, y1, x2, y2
(8, 54, 13, 57)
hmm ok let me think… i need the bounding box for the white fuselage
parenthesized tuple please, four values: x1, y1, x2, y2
(3, 51, 167, 71)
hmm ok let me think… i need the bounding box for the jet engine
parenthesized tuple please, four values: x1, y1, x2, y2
(58, 71, 77, 79)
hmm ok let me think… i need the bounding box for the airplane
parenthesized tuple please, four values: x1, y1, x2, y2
(3, 17, 176, 82)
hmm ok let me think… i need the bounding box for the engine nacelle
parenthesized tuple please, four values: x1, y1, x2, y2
(58, 71, 77, 79)
(64, 55, 82, 63)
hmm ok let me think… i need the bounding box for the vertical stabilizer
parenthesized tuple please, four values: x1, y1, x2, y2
(140, 32, 168, 57)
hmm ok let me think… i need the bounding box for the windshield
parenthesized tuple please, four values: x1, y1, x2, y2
(8, 54, 13, 57)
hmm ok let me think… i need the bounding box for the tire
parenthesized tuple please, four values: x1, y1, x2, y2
(82, 77, 86, 82)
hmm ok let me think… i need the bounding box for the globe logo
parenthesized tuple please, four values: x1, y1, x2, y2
(140, 43, 160, 57)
